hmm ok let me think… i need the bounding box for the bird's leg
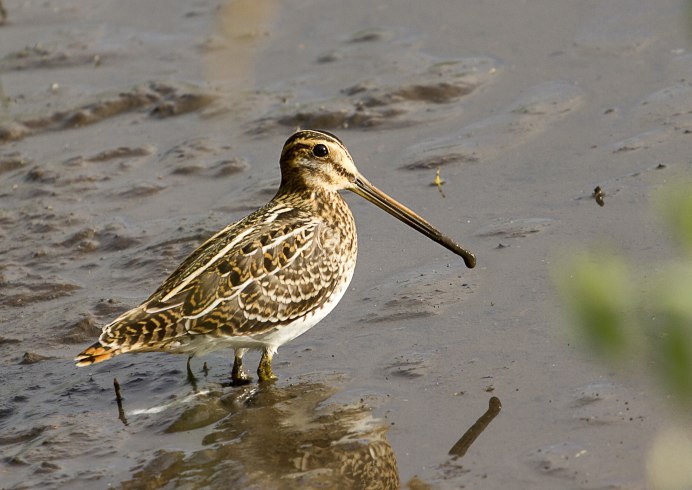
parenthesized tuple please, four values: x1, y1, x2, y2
(231, 348, 250, 385)
(257, 347, 277, 382)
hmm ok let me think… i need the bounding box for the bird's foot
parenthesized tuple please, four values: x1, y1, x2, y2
(257, 350, 277, 383)
(231, 356, 252, 386)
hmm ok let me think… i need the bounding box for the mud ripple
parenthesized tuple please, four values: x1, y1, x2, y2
(0, 153, 30, 174)
(636, 83, 692, 121)
(0, 280, 80, 308)
(59, 225, 142, 254)
(274, 106, 408, 131)
(253, 57, 499, 132)
(569, 382, 639, 426)
(159, 137, 248, 177)
(84, 146, 154, 163)
(0, 336, 21, 346)
(384, 353, 431, 379)
(60, 314, 101, 344)
(607, 128, 672, 153)
(19, 352, 54, 364)
(361, 267, 474, 324)
(0, 82, 217, 144)
(525, 441, 587, 480)
(574, 7, 655, 55)
(113, 229, 209, 274)
(404, 81, 584, 166)
(0, 426, 47, 446)
(403, 153, 479, 171)
(9, 146, 155, 199)
(604, 82, 692, 153)
(113, 182, 167, 199)
(0, 44, 101, 71)
(476, 218, 554, 239)
(348, 28, 392, 44)
(91, 298, 131, 318)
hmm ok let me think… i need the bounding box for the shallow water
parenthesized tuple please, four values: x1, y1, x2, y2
(1, 0, 691, 488)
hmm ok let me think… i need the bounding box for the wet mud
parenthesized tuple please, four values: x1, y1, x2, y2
(1, 0, 691, 488)
(0, 82, 217, 144)
(252, 56, 499, 133)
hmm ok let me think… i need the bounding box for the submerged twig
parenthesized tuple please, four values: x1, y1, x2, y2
(448, 396, 501, 457)
(186, 356, 199, 391)
(113, 377, 128, 426)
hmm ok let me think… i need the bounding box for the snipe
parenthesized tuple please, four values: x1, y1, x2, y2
(76, 130, 476, 383)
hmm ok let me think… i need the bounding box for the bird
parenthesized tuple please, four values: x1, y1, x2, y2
(75, 129, 476, 384)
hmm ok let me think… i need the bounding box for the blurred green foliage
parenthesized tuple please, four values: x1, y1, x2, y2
(557, 253, 636, 360)
(657, 183, 692, 256)
(556, 183, 692, 405)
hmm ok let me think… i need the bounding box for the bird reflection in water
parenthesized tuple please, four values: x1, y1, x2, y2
(121, 380, 399, 490)
(117, 381, 501, 489)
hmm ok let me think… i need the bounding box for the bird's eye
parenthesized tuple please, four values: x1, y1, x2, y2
(312, 144, 329, 158)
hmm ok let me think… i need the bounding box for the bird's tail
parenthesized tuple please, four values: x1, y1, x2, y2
(75, 342, 121, 366)
(74, 304, 186, 366)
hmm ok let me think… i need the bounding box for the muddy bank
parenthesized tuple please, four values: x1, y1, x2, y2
(2, 0, 692, 488)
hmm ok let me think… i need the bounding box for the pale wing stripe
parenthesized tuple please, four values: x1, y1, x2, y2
(183, 277, 253, 319)
(260, 222, 318, 253)
(262, 205, 292, 224)
(184, 299, 223, 320)
(144, 302, 184, 314)
(161, 216, 315, 303)
(182, 227, 318, 320)
(196, 205, 287, 244)
(161, 226, 254, 302)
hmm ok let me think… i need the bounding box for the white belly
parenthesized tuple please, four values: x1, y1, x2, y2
(259, 273, 353, 350)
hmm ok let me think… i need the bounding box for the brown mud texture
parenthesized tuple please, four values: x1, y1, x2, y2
(1, 1, 691, 488)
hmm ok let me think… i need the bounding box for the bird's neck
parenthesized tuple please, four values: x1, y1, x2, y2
(273, 184, 350, 219)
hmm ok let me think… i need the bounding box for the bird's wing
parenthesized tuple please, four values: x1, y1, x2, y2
(95, 204, 348, 351)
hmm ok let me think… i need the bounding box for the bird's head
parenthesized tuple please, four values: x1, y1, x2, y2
(279, 129, 360, 193)
(278, 129, 476, 268)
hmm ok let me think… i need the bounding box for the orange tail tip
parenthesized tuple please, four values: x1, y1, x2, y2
(75, 342, 119, 367)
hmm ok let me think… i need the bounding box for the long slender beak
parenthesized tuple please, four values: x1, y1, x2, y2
(352, 176, 476, 268)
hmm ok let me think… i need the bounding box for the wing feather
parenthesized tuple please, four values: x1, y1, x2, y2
(90, 203, 349, 352)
